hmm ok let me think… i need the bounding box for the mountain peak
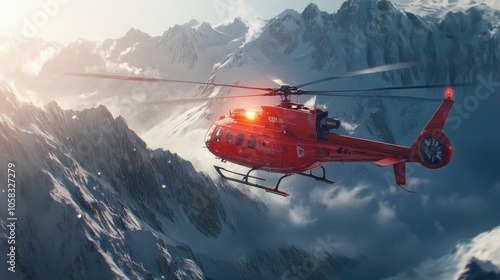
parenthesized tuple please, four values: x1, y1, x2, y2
(214, 17, 249, 37)
(276, 8, 302, 20)
(124, 28, 151, 39)
(304, 2, 320, 12)
(195, 21, 215, 32)
(339, 0, 397, 10)
(184, 19, 200, 28)
(232, 16, 244, 24)
(44, 100, 63, 114)
(215, 16, 246, 28)
(302, 2, 325, 25)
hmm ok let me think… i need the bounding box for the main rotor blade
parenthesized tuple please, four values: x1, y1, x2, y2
(64, 72, 275, 92)
(296, 62, 416, 88)
(143, 93, 273, 105)
(303, 93, 440, 102)
(304, 83, 469, 95)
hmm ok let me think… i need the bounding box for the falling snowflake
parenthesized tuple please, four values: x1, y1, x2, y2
(162, 184, 166, 189)
(168, 160, 171, 164)
(133, 148, 137, 152)
(72, 115, 77, 120)
(77, 214, 82, 219)
(97, 172, 101, 175)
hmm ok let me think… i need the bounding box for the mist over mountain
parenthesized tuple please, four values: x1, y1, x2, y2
(1, 0, 499, 279)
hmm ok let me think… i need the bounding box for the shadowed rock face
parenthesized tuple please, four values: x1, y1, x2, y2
(458, 259, 500, 280)
(0, 83, 224, 279)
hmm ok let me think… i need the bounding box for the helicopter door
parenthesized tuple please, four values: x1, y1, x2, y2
(259, 136, 280, 169)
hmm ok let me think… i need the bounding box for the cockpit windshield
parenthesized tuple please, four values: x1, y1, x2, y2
(205, 122, 217, 146)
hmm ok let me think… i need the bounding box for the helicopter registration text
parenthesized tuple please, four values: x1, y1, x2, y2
(268, 116, 284, 124)
(336, 147, 370, 156)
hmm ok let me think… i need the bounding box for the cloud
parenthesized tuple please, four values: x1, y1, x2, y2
(377, 201, 396, 223)
(22, 46, 57, 75)
(407, 177, 431, 188)
(434, 221, 445, 233)
(340, 121, 359, 135)
(288, 204, 317, 226)
(310, 183, 373, 210)
(492, 181, 500, 197)
(420, 194, 430, 206)
(0, 41, 10, 53)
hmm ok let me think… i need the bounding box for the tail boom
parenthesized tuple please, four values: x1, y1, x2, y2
(316, 97, 454, 185)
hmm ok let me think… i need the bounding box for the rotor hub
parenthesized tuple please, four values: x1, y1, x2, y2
(274, 85, 302, 101)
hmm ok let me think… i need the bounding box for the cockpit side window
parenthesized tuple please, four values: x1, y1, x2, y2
(248, 135, 256, 149)
(226, 131, 233, 143)
(235, 133, 245, 146)
(215, 128, 223, 142)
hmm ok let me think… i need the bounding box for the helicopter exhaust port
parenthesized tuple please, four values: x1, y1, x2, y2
(320, 117, 340, 130)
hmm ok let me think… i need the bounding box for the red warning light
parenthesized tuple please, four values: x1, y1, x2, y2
(246, 110, 256, 120)
(445, 87, 454, 99)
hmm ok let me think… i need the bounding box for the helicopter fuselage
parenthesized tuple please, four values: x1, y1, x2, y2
(65, 62, 457, 196)
(206, 98, 454, 186)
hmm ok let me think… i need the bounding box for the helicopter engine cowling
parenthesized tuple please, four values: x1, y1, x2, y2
(411, 130, 452, 169)
(320, 117, 340, 130)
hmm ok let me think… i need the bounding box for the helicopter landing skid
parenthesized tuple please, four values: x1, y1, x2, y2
(297, 166, 335, 185)
(214, 166, 291, 197)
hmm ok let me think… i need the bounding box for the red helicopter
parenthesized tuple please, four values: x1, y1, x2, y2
(66, 62, 457, 197)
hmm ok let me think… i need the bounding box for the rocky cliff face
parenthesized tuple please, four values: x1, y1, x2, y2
(0, 83, 356, 279)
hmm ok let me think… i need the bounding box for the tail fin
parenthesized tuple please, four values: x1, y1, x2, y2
(374, 90, 455, 185)
(416, 94, 455, 132)
(409, 93, 454, 169)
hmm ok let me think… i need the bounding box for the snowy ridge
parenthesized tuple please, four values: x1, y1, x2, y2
(385, 226, 500, 280)
(397, 0, 500, 23)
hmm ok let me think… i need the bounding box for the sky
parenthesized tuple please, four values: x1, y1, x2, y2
(0, 0, 410, 44)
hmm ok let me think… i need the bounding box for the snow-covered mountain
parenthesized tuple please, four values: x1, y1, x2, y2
(147, 0, 499, 169)
(386, 226, 500, 279)
(0, 83, 356, 279)
(1, 0, 499, 279)
(397, 0, 500, 23)
(5, 0, 495, 152)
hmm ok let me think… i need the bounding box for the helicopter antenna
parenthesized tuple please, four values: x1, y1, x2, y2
(396, 184, 417, 194)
